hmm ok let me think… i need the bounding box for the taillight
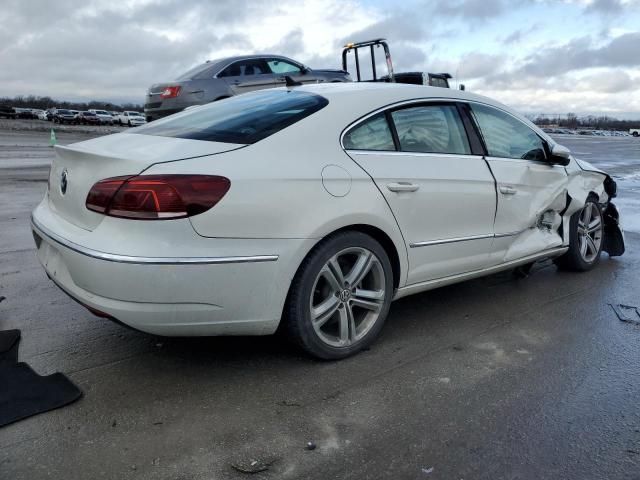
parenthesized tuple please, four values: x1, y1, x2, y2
(160, 86, 181, 99)
(86, 175, 230, 220)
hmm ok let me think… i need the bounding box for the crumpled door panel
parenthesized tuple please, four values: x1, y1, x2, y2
(485, 157, 618, 264)
(487, 158, 570, 263)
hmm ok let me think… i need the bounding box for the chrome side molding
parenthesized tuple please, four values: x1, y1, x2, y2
(31, 216, 279, 265)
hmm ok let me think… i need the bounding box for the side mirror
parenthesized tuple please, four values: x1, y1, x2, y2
(550, 143, 571, 166)
(459, 84, 465, 91)
(300, 65, 309, 74)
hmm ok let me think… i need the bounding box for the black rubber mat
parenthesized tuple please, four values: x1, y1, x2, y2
(0, 329, 82, 428)
(0, 329, 20, 364)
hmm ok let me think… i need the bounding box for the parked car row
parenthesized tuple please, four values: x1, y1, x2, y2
(0, 106, 147, 127)
(542, 127, 636, 137)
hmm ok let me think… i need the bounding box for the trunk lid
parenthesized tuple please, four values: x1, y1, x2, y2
(48, 132, 244, 231)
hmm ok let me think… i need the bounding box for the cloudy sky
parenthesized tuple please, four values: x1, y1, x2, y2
(2, 0, 639, 116)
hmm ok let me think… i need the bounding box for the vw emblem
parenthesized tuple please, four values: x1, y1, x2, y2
(338, 289, 352, 302)
(60, 169, 68, 195)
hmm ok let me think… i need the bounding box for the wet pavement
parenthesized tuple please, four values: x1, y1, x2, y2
(0, 125, 639, 479)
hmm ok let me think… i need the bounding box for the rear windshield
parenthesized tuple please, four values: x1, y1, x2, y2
(133, 90, 329, 144)
(175, 61, 218, 81)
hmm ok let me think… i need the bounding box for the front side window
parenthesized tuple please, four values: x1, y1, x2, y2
(343, 113, 395, 151)
(268, 59, 301, 75)
(471, 104, 547, 161)
(133, 90, 328, 144)
(391, 104, 471, 154)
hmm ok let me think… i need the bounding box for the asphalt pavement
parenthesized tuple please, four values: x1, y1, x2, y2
(0, 123, 638, 480)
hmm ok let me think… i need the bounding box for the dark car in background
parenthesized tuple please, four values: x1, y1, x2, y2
(15, 108, 37, 119)
(0, 105, 16, 119)
(53, 109, 76, 124)
(75, 111, 101, 125)
(144, 54, 351, 121)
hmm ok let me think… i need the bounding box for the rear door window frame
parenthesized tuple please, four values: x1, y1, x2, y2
(341, 100, 484, 157)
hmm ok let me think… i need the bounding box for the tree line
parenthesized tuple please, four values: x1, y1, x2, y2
(0, 95, 143, 112)
(528, 113, 640, 130)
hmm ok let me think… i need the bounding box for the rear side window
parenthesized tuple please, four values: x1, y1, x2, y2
(343, 113, 395, 151)
(391, 105, 471, 154)
(471, 104, 547, 161)
(175, 62, 218, 81)
(218, 59, 270, 77)
(133, 90, 329, 144)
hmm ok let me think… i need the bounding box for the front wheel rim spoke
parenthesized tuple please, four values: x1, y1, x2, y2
(580, 236, 588, 257)
(586, 235, 598, 256)
(588, 217, 601, 233)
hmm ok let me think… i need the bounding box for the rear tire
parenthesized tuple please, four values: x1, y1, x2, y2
(284, 231, 394, 360)
(555, 196, 604, 272)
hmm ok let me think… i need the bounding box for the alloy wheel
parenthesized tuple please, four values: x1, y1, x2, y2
(577, 202, 603, 263)
(309, 247, 386, 348)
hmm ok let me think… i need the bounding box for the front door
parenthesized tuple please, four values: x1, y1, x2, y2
(469, 103, 569, 263)
(219, 59, 276, 95)
(344, 102, 497, 284)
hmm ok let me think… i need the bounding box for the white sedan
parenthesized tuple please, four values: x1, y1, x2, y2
(31, 83, 625, 359)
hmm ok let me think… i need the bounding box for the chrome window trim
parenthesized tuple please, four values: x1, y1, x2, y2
(339, 97, 552, 162)
(340, 97, 477, 153)
(31, 216, 278, 265)
(347, 150, 481, 160)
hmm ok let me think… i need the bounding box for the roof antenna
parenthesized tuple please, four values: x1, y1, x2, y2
(285, 75, 302, 87)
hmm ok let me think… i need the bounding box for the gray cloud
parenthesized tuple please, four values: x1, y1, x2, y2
(584, 0, 626, 15)
(519, 32, 640, 77)
(0, 0, 638, 115)
(431, 0, 512, 20)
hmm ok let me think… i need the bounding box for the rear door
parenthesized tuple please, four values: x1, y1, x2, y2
(344, 102, 497, 284)
(469, 102, 569, 263)
(218, 59, 276, 94)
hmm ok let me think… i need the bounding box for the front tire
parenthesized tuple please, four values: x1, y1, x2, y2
(284, 231, 394, 360)
(555, 196, 604, 271)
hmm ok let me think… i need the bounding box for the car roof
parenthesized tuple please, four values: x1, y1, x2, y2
(296, 82, 544, 135)
(272, 82, 551, 143)
(201, 54, 298, 68)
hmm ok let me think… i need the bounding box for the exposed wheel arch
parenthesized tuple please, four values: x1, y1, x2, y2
(292, 224, 401, 292)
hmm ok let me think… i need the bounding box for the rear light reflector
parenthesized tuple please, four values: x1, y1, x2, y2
(160, 86, 181, 99)
(86, 174, 230, 220)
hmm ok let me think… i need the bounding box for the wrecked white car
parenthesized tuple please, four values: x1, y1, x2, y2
(31, 83, 624, 360)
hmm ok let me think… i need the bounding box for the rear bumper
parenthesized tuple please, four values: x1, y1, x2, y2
(31, 200, 314, 336)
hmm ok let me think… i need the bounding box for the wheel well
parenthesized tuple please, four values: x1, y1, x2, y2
(329, 224, 401, 290)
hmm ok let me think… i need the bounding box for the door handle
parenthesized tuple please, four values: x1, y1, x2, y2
(188, 89, 204, 94)
(499, 186, 517, 195)
(387, 182, 419, 192)
(232, 80, 241, 85)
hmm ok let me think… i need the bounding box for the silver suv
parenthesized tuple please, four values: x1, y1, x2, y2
(144, 55, 351, 121)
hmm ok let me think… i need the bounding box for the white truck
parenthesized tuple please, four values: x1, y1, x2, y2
(630, 128, 640, 137)
(117, 111, 146, 127)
